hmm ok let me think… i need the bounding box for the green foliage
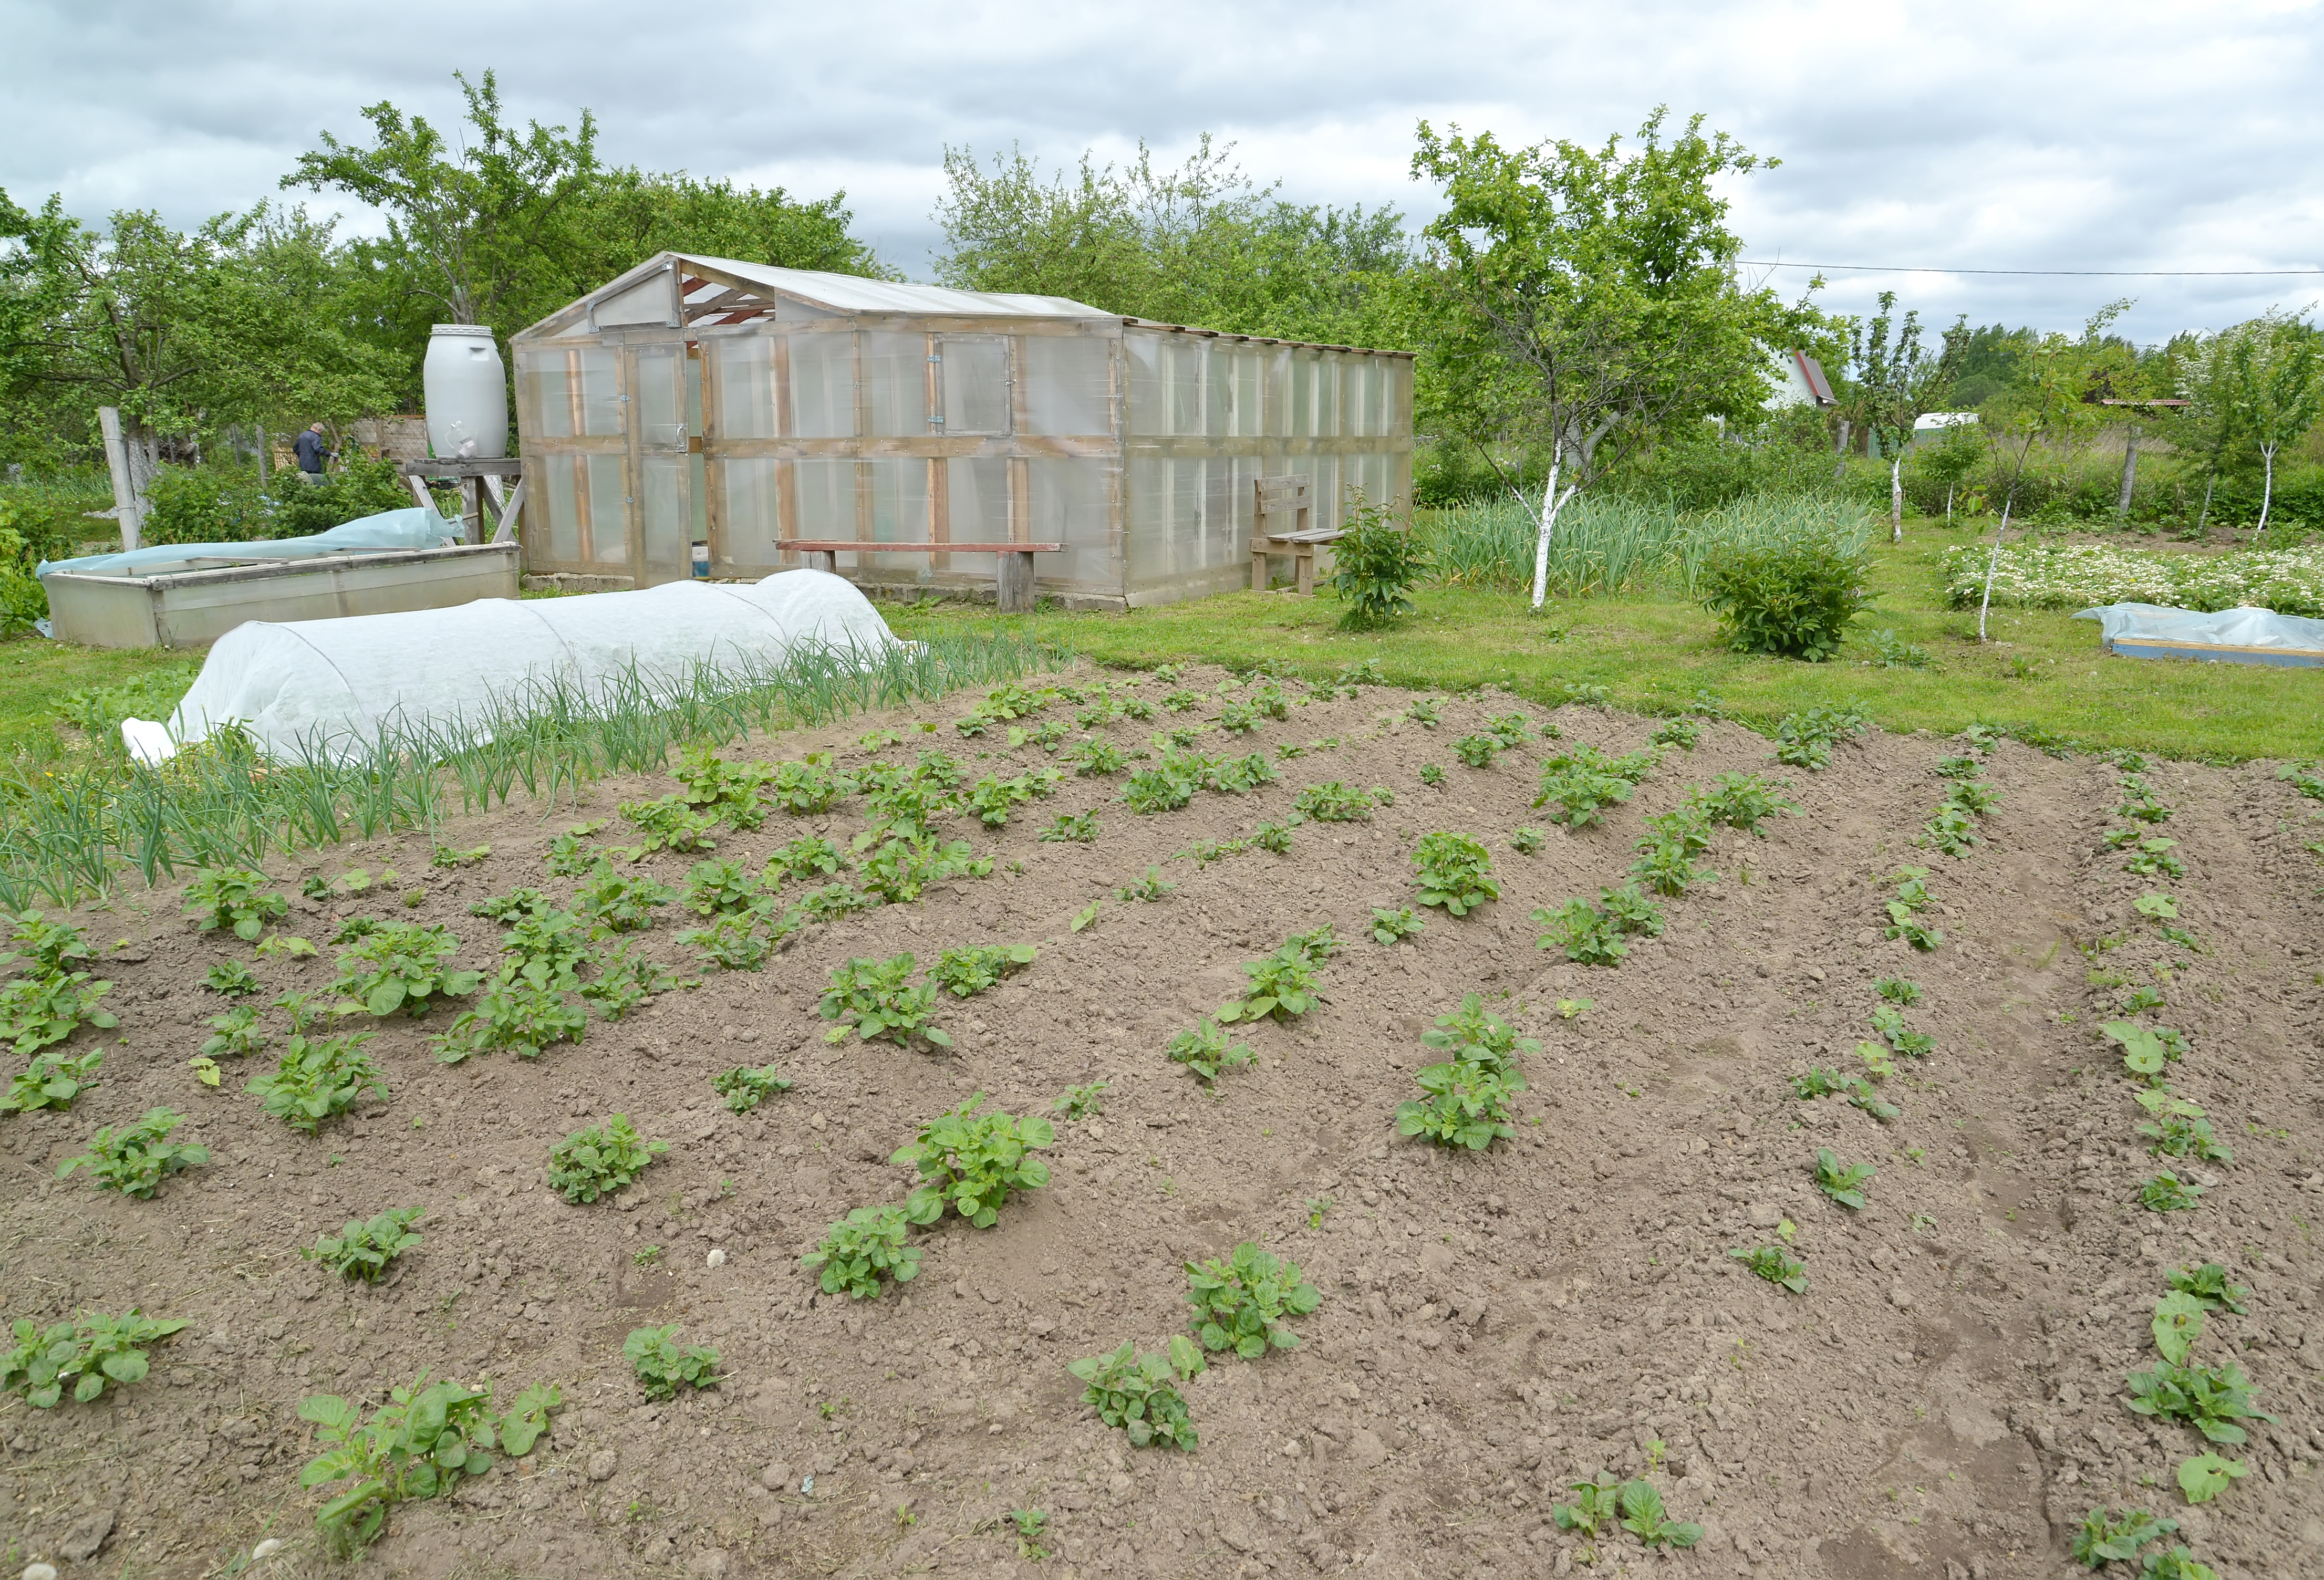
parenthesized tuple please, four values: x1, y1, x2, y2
(576, 941, 680, 1021)
(247, 1027, 386, 1132)
(683, 858, 763, 917)
(1370, 906, 1426, 944)
(821, 953, 951, 1047)
(182, 866, 288, 941)
(856, 833, 992, 903)
(1532, 743, 1652, 827)
(617, 794, 720, 855)
(330, 921, 480, 1017)
(1874, 976, 1923, 1006)
(1651, 716, 1701, 750)
(1418, 762, 1445, 786)
(1813, 1148, 1874, 1210)
(675, 899, 802, 972)
(1631, 807, 1715, 896)
(0, 912, 117, 1055)
(2152, 1291, 2208, 1366)
(2175, 1452, 2247, 1508)
(1396, 1059, 1524, 1150)
(1699, 519, 1876, 661)
(1773, 704, 1871, 769)
(296, 1373, 554, 1551)
(2166, 1263, 2248, 1315)
(1166, 1017, 1253, 1085)
(1068, 737, 1128, 776)
(2124, 1359, 2276, 1444)
(430, 959, 587, 1064)
(1509, 825, 1545, 854)
(964, 767, 1063, 827)
(1327, 496, 1431, 628)
(3, 1308, 186, 1408)
(204, 959, 263, 996)
(765, 757, 852, 815)
(1883, 867, 1944, 951)
(304, 1207, 425, 1283)
(57, 1107, 208, 1197)
(1687, 771, 1796, 833)
(1184, 1242, 1321, 1357)
(928, 942, 1037, 997)
(1053, 1081, 1108, 1120)
(711, 1064, 792, 1114)
(894, 1094, 1053, 1229)
(1114, 866, 1176, 902)
(624, 1325, 721, 1400)
(2138, 1172, 2205, 1212)
(1616, 1480, 1702, 1550)
(1252, 818, 1296, 853)
(1293, 781, 1375, 821)
(1419, 992, 1537, 1076)
(1216, 935, 1327, 1023)
(803, 1205, 921, 1300)
(1869, 1004, 1933, 1058)
(1067, 1337, 1205, 1451)
(543, 826, 601, 878)
(1534, 884, 1664, 966)
(2, 1046, 101, 1112)
(765, 835, 848, 883)
(1041, 808, 1101, 844)
(575, 864, 678, 934)
(1410, 830, 1500, 914)
(671, 744, 776, 829)
(2072, 1506, 2179, 1568)
(1453, 732, 1500, 768)
(546, 1114, 667, 1203)
(1728, 1244, 1807, 1294)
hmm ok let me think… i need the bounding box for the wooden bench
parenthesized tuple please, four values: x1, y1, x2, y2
(777, 540, 1063, 613)
(1249, 475, 1343, 595)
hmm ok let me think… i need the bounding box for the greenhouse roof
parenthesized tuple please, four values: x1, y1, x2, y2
(680, 257, 1109, 320)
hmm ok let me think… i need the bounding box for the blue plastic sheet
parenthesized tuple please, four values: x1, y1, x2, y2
(37, 508, 456, 581)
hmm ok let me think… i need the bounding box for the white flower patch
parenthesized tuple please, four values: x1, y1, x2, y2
(1943, 544, 2324, 617)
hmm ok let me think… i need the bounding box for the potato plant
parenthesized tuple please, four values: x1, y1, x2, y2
(1166, 1017, 1253, 1084)
(1407, 831, 1500, 915)
(928, 943, 1037, 997)
(248, 1027, 388, 1132)
(617, 795, 720, 855)
(1041, 809, 1101, 844)
(1454, 733, 1500, 768)
(1397, 1059, 1524, 1150)
(204, 959, 262, 996)
(1293, 781, 1374, 822)
(1370, 907, 1425, 945)
(183, 866, 289, 942)
(3, 1308, 186, 1407)
(683, 859, 763, 917)
(672, 744, 776, 828)
(576, 865, 678, 934)
(580, 941, 683, 1020)
(546, 1114, 668, 1203)
(1068, 1336, 1205, 1450)
(1631, 807, 1714, 897)
(57, 1108, 208, 1197)
(1535, 885, 1664, 966)
(765, 835, 848, 883)
(430, 960, 587, 1063)
(857, 833, 991, 903)
(1772, 705, 1869, 770)
(821, 953, 951, 1047)
(2124, 1358, 2275, 1443)
(894, 1094, 1053, 1228)
(330, 922, 480, 1017)
(1216, 935, 1327, 1024)
(625, 1325, 722, 1399)
(768, 758, 852, 815)
(1728, 1244, 1807, 1294)
(1686, 772, 1796, 835)
(2, 1046, 101, 1112)
(1532, 744, 1654, 827)
(1420, 993, 1537, 1076)
(2072, 1508, 2180, 1569)
(1813, 1148, 1874, 1209)
(2138, 1172, 2205, 1212)
(543, 823, 604, 877)
(1184, 1242, 1321, 1357)
(677, 901, 802, 973)
(298, 1376, 557, 1550)
(0, 912, 118, 1055)
(1883, 868, 1943, 951)
(304, 1207, 426, 1283)
(802, 1205, 920, 1300)
(711, 1064, 791, 1113)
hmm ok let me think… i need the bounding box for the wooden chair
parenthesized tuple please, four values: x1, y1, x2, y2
(1250, 475, 1342, 595)
(776, 540, 1063, 612)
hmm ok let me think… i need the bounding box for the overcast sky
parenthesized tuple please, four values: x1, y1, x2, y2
(5, 0, 2319, 346)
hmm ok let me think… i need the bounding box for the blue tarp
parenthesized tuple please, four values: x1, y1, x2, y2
(37, 508, 457, 581)
(2074, 602, 2324, 668)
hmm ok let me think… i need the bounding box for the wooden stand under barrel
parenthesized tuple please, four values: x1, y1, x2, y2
(400, 459, 525, 546)
(1250, 475, 1343, 595)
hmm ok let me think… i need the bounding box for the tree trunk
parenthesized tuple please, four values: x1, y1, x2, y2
(1945, 483, 1955, 525)
(2197, 468, 2215, 536)
(1529, 455, 1578, 612)
(255, 427, 270, 485)
(1890, 453, 1904, 544)
(2115, 427, 2140, 523)
(2256, 443, 2277, 543)
(1832, 419, 1851, 482)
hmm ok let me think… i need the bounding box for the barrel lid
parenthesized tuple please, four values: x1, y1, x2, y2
(429, 324, 497, 338)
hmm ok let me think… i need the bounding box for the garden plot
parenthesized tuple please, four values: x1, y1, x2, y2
(2, 666, 2321, 1580)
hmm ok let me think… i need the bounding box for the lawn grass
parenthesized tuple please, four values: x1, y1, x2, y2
(885, 526, 2323, 763)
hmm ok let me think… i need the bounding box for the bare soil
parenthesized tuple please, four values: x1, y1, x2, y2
(4, 666, 2321, 1580)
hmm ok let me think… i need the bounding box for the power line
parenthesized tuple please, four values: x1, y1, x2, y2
(1739, 260, 2323, 277)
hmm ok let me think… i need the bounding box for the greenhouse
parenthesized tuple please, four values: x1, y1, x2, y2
(511, 254, 1415, 607)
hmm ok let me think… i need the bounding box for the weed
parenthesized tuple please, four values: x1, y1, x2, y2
(928, 943, 1038, 998)
(431, 960, 587, 1063)
(1868, 629, 1932, 669)
(711, 1065, 792, 1114)
(803, 1205, 921, 1300)
(625, 1325, 721, 1399)
(1054, 1081, 1108, 1119)
(3, 1309, 186, 1408)
(2, 1046, 101, 1112)
(56, 1108, 208, 1197)
(183, 866, 288, 942)
(1293, 781, 1375, 823)
(304, 1208, 425, 1283)
(894, 1093, 1053, 1228)
(1420, 992, 1538, 1076)
(766, 835, 849, 883)
(822, 953, 951, 1047)
(2071, 1506, 2179, 1567)
(1874, 976, 1923, 1006)
(1185, 1242, 1321, 1357)
(1814, 1148, 1875, 1210)
(547, 1115, 668, 1203)
(204, 959, 263, 996)
(2124, 1359, 2276, 1443)
(1728, 1245, 1808, 1294)
(1068, 1337, 1205, 1450)
(1410, 831, 1499, 914)
(1166, 1017, 1254, 1084)
(1397, 1059, 1525, 1150)
(1041, 808, 1101, 844)
(1216, 936, 1327, 1023)
(1772, 705, 1870, 770)
(2137, 1173, 2205, 1213)
(330, 921, 480, 1017)
(1687, 772, 1797, 835)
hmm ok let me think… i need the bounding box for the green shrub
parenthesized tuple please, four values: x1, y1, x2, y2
(1699, 528, 1876, 661)
(1326, 494, 1431, 629)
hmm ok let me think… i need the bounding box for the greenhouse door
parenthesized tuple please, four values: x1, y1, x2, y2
(626, 342, 693, 586)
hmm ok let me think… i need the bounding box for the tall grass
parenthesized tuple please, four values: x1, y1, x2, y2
(1420, 493, 1874, 598)
(0, 630, 1066, 910)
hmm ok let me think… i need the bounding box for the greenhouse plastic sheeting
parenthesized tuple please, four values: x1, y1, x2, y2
(121, 569, 899, 765)
(36, 508, 457, 580)
(2073, 602, 2324, 667)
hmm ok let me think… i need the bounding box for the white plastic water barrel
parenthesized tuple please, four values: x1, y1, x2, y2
(423, 325, 508, 460)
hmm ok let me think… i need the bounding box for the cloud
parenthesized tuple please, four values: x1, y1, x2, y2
(3, 0, 2317, 342)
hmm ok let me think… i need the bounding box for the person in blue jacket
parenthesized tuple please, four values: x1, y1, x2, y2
(293, 422, 334, 480)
